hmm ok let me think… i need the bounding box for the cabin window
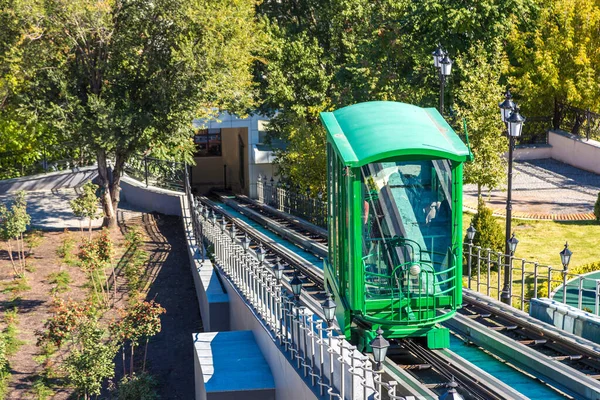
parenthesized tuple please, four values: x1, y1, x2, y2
(360, 160, 453, 297)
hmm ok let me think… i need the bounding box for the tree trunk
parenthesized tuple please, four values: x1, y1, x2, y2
(110, 152, 126, 225)
(130, 344, 135, 377)
(477, 184, 482, 200)
(97, 149, 117, 229)
(19, 233, 25, 270)
(88, 218, 92, 240)
(143, 338, 149, 372)
(6, 241, 18, 276)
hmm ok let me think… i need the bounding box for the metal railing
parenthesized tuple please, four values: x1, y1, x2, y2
(0, 144, 95, 180)
(184, 187, 410, 399)
(124, 154, 186, 192)
(257, 175, 327, 228)
(518, 116, 552, 145)
(556, 102, 600, 141)
(464, 242, 600, 314)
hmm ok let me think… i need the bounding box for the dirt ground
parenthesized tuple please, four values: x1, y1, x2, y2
(0, 212, 202, 399)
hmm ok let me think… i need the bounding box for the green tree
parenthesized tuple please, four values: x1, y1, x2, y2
(468, 197, 504, 253)
(509, 0, 600, 125)
(14, 0, 263, 227)
(70, 182, 100, 238)
(454, 42, 507, 197)
(64, 320, 116, 400)
(594, 192, 600, 221)
(0, 191, 30, 276)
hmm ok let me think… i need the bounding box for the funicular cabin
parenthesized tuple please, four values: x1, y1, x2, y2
(320, 101, 471, 349)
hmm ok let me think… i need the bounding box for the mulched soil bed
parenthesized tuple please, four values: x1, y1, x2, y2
(0, 212, 202, 399)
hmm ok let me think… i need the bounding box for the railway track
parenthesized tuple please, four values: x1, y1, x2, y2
(196, 195, 542, 399)
(212, 195, 600, 398)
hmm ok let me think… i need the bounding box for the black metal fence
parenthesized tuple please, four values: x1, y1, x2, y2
(256, 175, 327, 228)
(518, 115, 553, 145)
(0, 144, 95, 180)
(556, 102, 600, 141)
(123, 154, 186, 192)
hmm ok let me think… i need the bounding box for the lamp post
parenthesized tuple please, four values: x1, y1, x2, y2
(290, 272, 303, 302)
(560, 242, 573, 304)
(433, 46, 452, 115)
(321, 293, 337, 328)
(499, 90, 525, 305)
(370, 328, 390, 372)
(466, 223, 476, 289)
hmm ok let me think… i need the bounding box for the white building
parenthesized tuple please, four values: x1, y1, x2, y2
(191, 112, 278, 197)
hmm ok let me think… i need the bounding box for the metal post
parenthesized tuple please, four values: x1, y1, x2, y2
(144, 156, 149, 187)
(596, 280, 600, 316)
(467, 241, 473, 289)
(578, 276, 584, 309)
(562, 270, 568, 304)
(501, 134, 515, 305)
(439, 72, 445, 115)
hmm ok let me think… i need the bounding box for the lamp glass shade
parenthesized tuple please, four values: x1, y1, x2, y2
(290, 273, 303, 297)
(256, 246, 266, 263)
(321, 294, 337, 324)
(466, 223, 476, 242)
(560, 242, 572, 269)
(220, 218, 227, 233)
(508, 234, 519, 254)
(229, 225, 236, 239)
(274, 262, 285, 281)
(440, 54, 452, 76)
(432, 46, 444, 67)
(370, 328, 390, 363)
(499, 90, 515, 123)
(210, 211, 217, 225)
(507, 108, 526, 137)
(242, 235, 251, 251)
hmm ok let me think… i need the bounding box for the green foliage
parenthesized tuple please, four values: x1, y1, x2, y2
(454, 42, 507, 195)
(0, 191, 31, 276)
(594, 192, 600, 221)
(24, 229, 43, 255)
(56, 230, 76, 267)
(3, 308, 24, 356)
(117, 372, 158, 400)
(47, 271, 72, 294)
(468, 198, 504, 253)
(64, 320, 116, 400)
(36, 298, 96, 349)
(70, 182, 100, 236)
(123, 228, 147, 293)
(509, 0, 600, 119)
(30, 378, 54, 400)
(1, 276, 31, 297)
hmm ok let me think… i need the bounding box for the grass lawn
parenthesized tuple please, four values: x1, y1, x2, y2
(462, 213, 600, 268)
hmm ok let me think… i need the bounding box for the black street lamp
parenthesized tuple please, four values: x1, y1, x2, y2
(219, 217, 227, 234)
(433, 47, 452, 115)
(560, 242, 573, 270)
(290, 272, 303, 301)
(370, 328, 390, 371)
(466, 223, 476, 289)
(560, 242, 573, 304)
(241, 234, 251, 253)
(321, 293, 337, 327)
(499, 90, 525, 305)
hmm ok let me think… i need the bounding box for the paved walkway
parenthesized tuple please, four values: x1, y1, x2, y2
(464, 158, 600, 220)
(0, 189, 144, 230)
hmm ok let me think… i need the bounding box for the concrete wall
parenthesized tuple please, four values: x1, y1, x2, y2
(221, 276, 320, 400)
(548, 129, 600, 174)
(119, 175, 183, 216)
(530, 298, 600, 344)
(0, 166, 98, 194)
(513, 144, 553, 161)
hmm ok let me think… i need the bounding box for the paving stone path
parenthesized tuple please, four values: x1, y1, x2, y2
(464, 158, 600, 220)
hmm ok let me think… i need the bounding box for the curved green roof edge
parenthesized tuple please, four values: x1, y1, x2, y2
(320, 101, 470, 167)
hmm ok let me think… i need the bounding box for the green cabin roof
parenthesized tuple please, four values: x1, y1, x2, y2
(320, 101, 470, 167)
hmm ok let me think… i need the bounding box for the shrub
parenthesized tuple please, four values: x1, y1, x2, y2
(24, 230, 44, 255)
(56, 231, 76, 267)
(467, 197, 504, 253)
(48, 271, 72, 294)
(595, 192, 600, 221)
(117, 373, 158, 400)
